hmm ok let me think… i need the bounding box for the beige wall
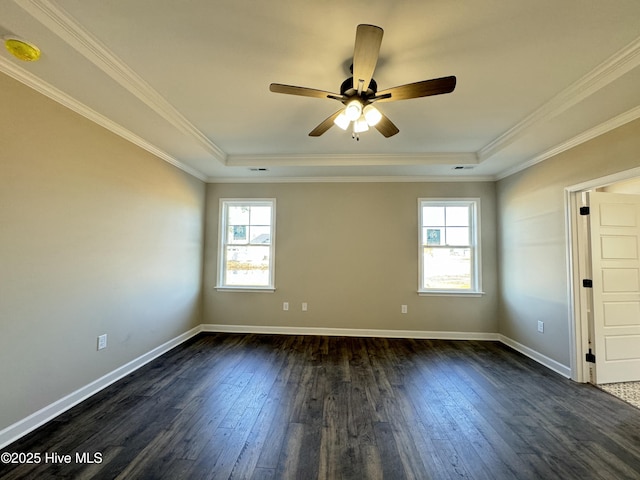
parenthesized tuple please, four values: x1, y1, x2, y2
(0, 73, 205, 430)
(601, 176, 640, 194)
(497, 118, 640, 366)
(204, 182, 498, 333)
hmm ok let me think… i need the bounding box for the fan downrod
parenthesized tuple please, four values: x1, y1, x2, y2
(340, 76, 378, 99)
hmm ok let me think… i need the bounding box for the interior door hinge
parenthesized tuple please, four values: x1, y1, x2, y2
(580, 206, 590, 215)
(585, 349, 596, 363)
(583, 279, 593, 288)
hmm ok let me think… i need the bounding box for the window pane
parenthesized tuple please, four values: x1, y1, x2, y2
(445, 227, 469, 246)
(224, 245, 270, 286)
(250, 206, 272, 226)
(228, 206, 250, 225)
(422, 247, 471, 289)
(423, 227, 444, 246)
(423, 206, 444, 226)
(446, 206, 469, 226)
(227, 225, 248, 244)
(219, 199, 275, 289)
(249, 226, 271, 244)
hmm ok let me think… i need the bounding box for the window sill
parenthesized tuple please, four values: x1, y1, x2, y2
(215, 286, 276, 293)
(418, 290, 485, 297)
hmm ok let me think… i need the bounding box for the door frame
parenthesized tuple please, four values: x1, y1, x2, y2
(565, 166, 640, 383)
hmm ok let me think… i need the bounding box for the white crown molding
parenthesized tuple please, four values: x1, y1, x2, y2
(495, 105, 640, 181)
(8, 0, 640, 184)
(227, 152, 479, 167)
(15, 0, 227, 163)
(479, 34, 640, 163)
(208, 175, 496, 184)
(5, 38, 634, 187)
(0, 56, 208, 181)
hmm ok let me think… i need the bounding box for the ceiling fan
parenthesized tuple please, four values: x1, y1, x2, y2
(269, 24, 456, 140)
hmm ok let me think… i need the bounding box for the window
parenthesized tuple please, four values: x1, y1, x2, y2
(418, 198, 482, 295)
(217, 199, 276, 291)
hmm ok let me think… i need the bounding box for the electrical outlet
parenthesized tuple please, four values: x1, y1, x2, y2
(97, 334, 108, 350)
(401, 305, 408, 314)
(302, 302, 308, 311)
(537, 321, 544, 333)
(283, 302, 289, 311)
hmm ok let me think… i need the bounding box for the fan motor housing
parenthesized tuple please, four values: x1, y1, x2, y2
(340, 77, 377, 98)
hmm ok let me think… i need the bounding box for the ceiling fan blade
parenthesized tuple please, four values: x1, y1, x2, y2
(270, 83, 344, 101)
(373, 76, 457, 103)
(309, 110, 343, 137)
(374, 113, 399, 138)
(352, 24, 383, 94)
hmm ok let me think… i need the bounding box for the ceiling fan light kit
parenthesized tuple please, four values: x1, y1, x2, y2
(353, 116, 370, 133)
(269, 24, 456, 140)
(344, 99, 363, 121)
(363, 105, 382, 126)
(333, 111, 351, 130)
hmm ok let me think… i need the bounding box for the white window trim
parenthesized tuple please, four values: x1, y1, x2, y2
(215, 198, 276, 292)
(418, 197, 484, 296)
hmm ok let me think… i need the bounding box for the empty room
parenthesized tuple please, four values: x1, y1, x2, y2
(2, 1, 640, 479)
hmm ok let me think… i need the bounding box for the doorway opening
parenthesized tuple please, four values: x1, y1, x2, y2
(566, 166, 640, 387)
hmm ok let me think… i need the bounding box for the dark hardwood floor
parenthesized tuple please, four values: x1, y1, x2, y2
(2, 333, 640, 479)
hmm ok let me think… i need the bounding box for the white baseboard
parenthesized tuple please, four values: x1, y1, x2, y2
(0, 326, 202, 450)
(204, 325, 571, 377)
(1, 325, 571, 450)
(201, 323, 501, 341)
(498, 334, 571, 378)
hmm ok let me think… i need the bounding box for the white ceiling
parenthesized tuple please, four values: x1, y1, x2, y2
(1, 0, 640, 182)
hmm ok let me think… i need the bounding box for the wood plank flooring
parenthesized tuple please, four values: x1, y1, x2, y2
(2, 333, 640, 479)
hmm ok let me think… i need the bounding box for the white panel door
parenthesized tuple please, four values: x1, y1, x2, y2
(590, 192, 640, 384)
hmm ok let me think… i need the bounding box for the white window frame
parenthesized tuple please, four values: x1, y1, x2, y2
(216, 198, 276, 292)
(418, 198, 483, 296)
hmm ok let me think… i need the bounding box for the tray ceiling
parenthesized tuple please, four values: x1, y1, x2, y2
(1, 0, 639, 181)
